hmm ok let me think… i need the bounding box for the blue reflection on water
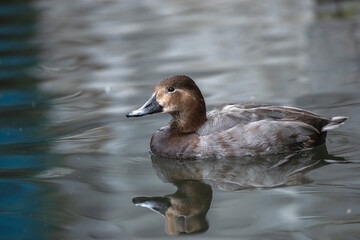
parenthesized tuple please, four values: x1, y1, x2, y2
(0, 155, 47, 169)
(0, 2, 52, 239)
(0, 214, 47, 240)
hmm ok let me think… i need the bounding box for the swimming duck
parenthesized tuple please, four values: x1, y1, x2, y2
(126, 75, 347, 159)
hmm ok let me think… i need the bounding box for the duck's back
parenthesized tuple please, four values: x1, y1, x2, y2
(195, 104, 347, 159)
(198, 104, 337, 135)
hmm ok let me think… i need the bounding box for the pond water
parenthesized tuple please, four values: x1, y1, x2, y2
(1, 0, 360, 239)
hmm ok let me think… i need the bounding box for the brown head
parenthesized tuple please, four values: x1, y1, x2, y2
(126, 75, 207, 133)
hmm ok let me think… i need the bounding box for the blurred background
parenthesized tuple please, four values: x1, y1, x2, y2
(0, 0, 359, 239)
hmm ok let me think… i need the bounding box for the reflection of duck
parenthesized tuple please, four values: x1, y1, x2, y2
(133, 145, 345, 235)
(133, 180, 212, 235)
(127, 75, 347, 159)
(151, 145, 342, 191)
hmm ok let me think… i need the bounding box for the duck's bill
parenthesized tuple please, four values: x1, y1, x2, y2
(132, 196, 171, 216)
(126, 93, 163, 117)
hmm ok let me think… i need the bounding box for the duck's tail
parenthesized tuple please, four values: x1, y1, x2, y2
(321, 116, 348, 132)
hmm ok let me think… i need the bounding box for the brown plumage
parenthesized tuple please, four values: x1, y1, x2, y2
(127, 75, 348, 159)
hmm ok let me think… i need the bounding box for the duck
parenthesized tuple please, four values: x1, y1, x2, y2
(126, 75, 347, 159)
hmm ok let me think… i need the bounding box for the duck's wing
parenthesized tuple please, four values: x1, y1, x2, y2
(196, 119, 323, 159)
(197, 103, 344, 136)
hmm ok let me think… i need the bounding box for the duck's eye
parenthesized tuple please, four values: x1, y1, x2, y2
(167, 87, 175, 93)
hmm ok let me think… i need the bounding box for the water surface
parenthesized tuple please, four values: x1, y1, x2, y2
(1, 0, 360, 239)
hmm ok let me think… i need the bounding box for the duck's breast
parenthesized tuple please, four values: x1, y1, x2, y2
(150, 126, 200, 159)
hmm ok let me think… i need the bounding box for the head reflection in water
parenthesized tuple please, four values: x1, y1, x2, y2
(133, 145, 346, 235)
(133, 180, 212, 235)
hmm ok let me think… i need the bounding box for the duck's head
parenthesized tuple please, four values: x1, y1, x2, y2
(126, 75, 206, 133)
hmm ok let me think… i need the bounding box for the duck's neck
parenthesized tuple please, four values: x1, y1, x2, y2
(170, 104, 206, 134)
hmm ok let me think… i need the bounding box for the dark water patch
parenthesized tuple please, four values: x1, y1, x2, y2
(316, 0, 360, 19)
(0, 1, 63, 239)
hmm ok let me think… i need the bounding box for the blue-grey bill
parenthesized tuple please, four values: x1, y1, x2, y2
(126, 93, 163, 117)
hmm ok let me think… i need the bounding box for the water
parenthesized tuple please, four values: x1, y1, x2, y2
(1, 0, 360, 239)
